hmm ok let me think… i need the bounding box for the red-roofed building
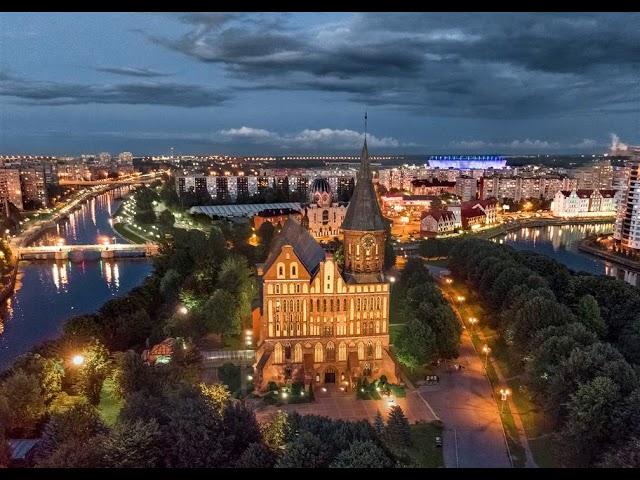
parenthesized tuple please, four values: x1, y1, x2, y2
(460, 198, 498, 229)
(253, 208, 302, 230)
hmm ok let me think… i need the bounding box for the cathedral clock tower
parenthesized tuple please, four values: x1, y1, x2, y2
(341, 115, 388, 281)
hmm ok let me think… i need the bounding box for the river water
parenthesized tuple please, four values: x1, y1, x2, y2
(494, 222, 640, 287)
(0, 187, 153, 370)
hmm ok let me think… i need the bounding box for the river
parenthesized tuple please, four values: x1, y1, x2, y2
(0, 187, 153, 370)
(494, 222, 640, 287)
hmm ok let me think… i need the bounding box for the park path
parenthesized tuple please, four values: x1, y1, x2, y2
(440, 281, 537, 468)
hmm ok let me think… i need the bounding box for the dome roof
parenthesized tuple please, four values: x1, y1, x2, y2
(310, 177, 331, 194)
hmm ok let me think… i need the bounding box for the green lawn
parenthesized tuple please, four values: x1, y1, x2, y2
(387, 421, 445, 468)
(98, 377, 123, 426)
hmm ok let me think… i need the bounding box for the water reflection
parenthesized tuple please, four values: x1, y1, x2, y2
(0, 186, 151, 370)
(495, 223, 640, 287)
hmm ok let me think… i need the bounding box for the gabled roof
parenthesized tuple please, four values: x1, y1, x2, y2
(263, 217, 326, 276)
(422, 209, 457, 222)
(599, 189, 617, 198)
(460, 198, 497, 218)
(341, 138, 387, 232)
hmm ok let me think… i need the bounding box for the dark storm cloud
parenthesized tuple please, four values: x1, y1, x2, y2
(95, 66, 171, 78)
(0, 73, 229, 107)
(146, 12, 640, 118)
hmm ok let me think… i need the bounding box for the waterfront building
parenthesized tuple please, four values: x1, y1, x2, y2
(420, 209, 461, 236)
(614, 146, 640, 250)
(253, 136, 397, 391)
(301, 178, 348, 239)
(479, 175, 576, 201)
(460, 198, 498, 229)
(550, 189, 620, 217)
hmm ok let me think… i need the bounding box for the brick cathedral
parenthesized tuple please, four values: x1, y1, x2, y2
(253, 133, 398, 390)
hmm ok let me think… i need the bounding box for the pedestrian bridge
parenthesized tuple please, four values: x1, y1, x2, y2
(17, 242, 160, 261)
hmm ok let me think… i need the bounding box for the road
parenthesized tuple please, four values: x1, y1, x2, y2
(418, 328, 512, 468)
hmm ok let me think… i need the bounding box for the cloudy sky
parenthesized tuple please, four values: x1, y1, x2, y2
(0, 12, 638, 155)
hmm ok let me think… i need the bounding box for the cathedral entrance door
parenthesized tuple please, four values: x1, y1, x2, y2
(324, 367, 336, 384)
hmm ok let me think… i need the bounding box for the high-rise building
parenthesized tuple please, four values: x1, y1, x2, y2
(0, 168, 23, 215)
(253, 136, 397, 390)
(614, 146, 640, 250)
(454, 175, 477, 202)
(19, 167, 47, 209)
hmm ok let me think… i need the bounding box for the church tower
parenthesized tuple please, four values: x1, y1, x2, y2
(341, 114, 388, 281)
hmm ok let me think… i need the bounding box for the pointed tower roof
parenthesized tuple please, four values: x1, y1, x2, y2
(341, 116, 387, 232)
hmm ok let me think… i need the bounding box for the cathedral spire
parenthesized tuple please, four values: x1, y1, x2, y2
(360, 111, 370, 179)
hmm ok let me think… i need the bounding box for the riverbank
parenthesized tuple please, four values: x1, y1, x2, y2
(577, 239, 640, 272)
(477, 216, 615, 240)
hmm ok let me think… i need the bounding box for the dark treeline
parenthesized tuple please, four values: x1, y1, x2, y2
(392, 258, 461, 371)
(448, 237, 640, 467)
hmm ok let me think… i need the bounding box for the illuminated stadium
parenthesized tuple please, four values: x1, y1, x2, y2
(428, 155, 506, 169)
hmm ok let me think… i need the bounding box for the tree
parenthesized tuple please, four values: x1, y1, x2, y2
(217, 255, 255, 320)
(36, 438, 105, 468)
(222, 402, 262, 460)
(100, 419, 164, 468)
(373, 410, 385, 435)
(598, 436, 640, 468)
(0, 370, 46, 437)
(235, 442, 277, 468)
(36, 401, 107, 463)
(11, 353, 64, 404)
(385, 405, 412, 446)
(276, 431, 331, 468)
(257, 221, 275, 247)
(577, 294, 606, 338)
(330, 440, 393, 468)
(560, 376, 621, 465)
(261, 410, 293, 450)
(159, 268, 182, 303)
(77, 339, 112, 405)
(203, 289, 241, 340)
(395, 318, 436, 370)
(158, 209, 175, 230)
(0, 431, 11, 468)
(200, 383, 231, 416)
(112, 350, 148, 399)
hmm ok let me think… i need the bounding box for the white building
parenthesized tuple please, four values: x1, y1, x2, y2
(420, 209, 461, 236)
(551, 189, 619, 217)
(301, 178, 348, 239)
(614, 146, 640, 250)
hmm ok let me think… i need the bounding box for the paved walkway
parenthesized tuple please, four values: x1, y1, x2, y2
(419, 330, 512, 468)
(254, 385, 437, 424)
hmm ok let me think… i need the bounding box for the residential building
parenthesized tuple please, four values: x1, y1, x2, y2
(420, 209, 461, 236)
(614, 146, 640, 250)
(460, 198, 498, 229)
(550, 189, 620, 217)
(455, 175, 477, 202)
(0, 168, 23, 214)
(410, 179, 456, 196)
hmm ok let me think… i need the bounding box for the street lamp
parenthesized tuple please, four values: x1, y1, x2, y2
(482, 345, 491, 370)
(499, 388, 511, 413)
(468, 317, 478, 328)
(388, 276, 396, 283)
(71, 354, 85, 366)
(177, 305, 188, 315)
(456, 295, 465, 303)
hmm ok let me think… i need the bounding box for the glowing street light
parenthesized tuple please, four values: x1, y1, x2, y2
(177, 305, 188, 315)
(388, 276, 396, 283)
(468, 317, 479, 328)
(482, 345, 491, 370)
(71, 354, 85, 366)
(456, 295, 465, 303)
(499, 388, 511, 413)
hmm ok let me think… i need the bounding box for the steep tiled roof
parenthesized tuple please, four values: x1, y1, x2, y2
(263, 217, 326, 275)
(341, 139, 387, 232)
(460, 198, 497, 218)
(599, 189, 617, 198)
(423, 209, 457, 222)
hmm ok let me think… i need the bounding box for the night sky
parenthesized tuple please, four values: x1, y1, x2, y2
(0, 12, 638, 156)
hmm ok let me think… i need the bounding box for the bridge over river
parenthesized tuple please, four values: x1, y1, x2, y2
(17, 242, 159, 261)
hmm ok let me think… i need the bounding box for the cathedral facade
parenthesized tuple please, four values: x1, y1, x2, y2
(253, 137, 398, 391)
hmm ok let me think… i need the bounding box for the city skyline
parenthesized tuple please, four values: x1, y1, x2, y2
(1, 12, 638, 156)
